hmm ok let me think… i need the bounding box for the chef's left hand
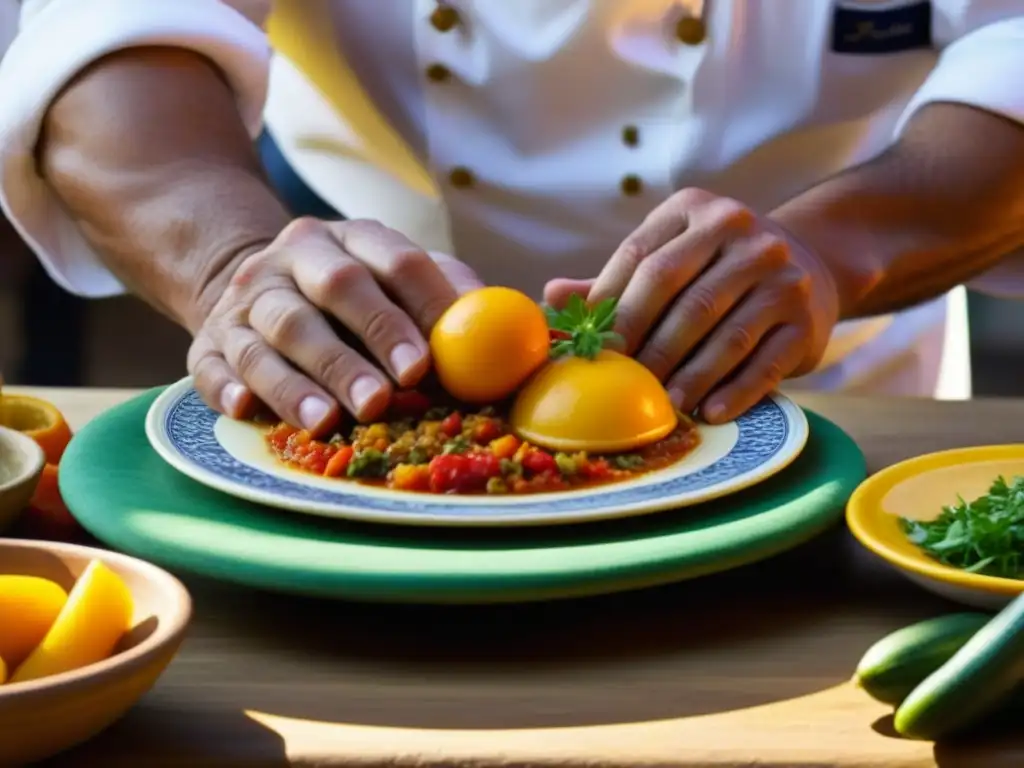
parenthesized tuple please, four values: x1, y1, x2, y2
(544, 188, 840, 424)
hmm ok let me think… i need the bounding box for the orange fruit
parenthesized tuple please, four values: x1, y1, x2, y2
(0, 394, 73, 465)
(510, 349, 678, 453)
(429, 287, 551, 403)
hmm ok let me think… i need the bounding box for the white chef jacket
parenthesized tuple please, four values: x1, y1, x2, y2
(2, 0, 1024, 400)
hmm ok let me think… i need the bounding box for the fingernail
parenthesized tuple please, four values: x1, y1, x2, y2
(389, 343, 423, 380)
(220, 383, 248, 416)
(349, 375, 383, 412)
(668, 388, 685, 409)
(298, 396, 332, 430)
(705, 403, 726, 422)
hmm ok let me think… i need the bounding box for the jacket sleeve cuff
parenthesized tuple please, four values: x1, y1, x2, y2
(0, 0, 271, 297)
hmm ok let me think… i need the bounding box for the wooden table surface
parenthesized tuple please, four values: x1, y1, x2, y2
(14, 386, 1024, 768)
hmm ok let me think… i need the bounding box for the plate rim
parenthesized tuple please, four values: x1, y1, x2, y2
(846, 444, 1024, 597)
(146, 378, 809, 527)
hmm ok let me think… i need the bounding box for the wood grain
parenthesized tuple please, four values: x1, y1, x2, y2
(12, 386, 1024, 768)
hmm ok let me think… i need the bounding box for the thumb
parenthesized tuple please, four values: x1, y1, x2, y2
(428, 251, 485, 296)
(543, 278, 595, 309)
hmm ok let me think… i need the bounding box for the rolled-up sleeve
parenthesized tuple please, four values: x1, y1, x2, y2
(0, 0, 272, 297)
(894, 14, 1024, 297)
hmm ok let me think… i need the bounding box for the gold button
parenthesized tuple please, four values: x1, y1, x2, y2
(426, 63, 452, 82)
(430, 4, 460, 32)
(621, 175, 643, 196)
(675, 16, 706, 45)
(449, 167, 475, 188)
(622, 125, 640, 147)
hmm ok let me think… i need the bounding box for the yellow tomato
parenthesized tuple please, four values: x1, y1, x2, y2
(11, 560, 133, 684)
(510, 349, 678, 453)
(430, 287, 551, 403)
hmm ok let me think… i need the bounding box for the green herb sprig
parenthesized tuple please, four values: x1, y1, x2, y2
(901, 475, 1024, 579)
(545, 294, 624, 360)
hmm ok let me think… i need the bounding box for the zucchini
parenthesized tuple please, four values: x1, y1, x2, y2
(854, 613, 991, 705)
(894, 592, 1024, 740)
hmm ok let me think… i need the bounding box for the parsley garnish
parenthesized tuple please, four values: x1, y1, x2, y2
(545, 294, 624, 360)
(900, 475, 1024, 579)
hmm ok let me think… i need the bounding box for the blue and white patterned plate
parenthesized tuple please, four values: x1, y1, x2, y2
(145, 377, 809, 527)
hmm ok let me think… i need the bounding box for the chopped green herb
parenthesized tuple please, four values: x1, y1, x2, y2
(486, 477, 508, 494)
(612, 454, 644, 470)
(441, 436, 470, 455)
(901, 475, 1024, 579)
(424, 406, 451, 420)
(346, 448, 390, 478)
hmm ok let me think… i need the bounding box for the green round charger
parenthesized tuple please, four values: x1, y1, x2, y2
(59, 388, 866, 604)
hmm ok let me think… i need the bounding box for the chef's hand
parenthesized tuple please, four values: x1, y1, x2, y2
(544, 188, 839, 424)
(188, 218, 483, 433)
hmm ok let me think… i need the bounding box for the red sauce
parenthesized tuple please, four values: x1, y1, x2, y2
(263, 392, 700, 496)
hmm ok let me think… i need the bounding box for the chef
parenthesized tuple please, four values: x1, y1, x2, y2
(0, 0, 1023, 434)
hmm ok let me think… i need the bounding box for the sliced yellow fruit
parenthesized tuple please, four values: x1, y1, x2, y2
(510, 350, 679, 453)
(0, 575, 68, 670)
(10, 560, 133, 684)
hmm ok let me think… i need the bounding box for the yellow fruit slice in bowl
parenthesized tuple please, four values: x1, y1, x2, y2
(10, 560, 133, 684)
(0, 576, 68, 670)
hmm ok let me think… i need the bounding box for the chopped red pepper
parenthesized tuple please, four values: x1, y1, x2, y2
(521, 450, 558, 476)
(440, 412, 463, 437)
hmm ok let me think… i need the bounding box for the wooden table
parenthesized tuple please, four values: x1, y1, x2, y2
(16, 387, 1024, 768)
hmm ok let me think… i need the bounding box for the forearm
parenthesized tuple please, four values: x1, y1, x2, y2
(38, 46, 289, 332)
(772, 102, 1024, 320)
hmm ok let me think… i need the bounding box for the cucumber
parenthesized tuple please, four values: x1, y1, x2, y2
(854, 613, 992, 705)
(894, 592, 1024, 740)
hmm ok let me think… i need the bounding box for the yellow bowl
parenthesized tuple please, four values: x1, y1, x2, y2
(846, 444, 1024, 610)
(0, 540, 191, 765)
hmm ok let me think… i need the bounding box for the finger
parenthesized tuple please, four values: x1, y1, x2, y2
(219, 323, 343, 433)
(613, 197, 755, 352)
(427, 250, 485, 296)
(187, 332, 255, 419)
(332, 220, 467, 331)
(543, 278, 595, 309)
(587, 192, 702, 304)
(636, 231, 789, 378)
(663, 294, 787, 415)
(698, 326, 807, 424)
(248, 288, 394, 421)
(290, 247, 431, 387)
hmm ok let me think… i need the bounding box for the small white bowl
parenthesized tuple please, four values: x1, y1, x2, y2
(0, 425, 45, 532)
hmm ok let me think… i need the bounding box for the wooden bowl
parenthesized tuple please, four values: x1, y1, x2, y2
(0, 425, 45, 532)
(0, 540, 192, 765)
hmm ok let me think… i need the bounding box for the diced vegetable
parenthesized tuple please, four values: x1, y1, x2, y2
(347, 449, 390, 478)
(263, 390, 700, 495)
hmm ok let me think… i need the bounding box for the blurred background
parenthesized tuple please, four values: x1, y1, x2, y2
(1, 214, 1021, 395)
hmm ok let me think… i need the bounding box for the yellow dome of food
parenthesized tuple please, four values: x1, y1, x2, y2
(510, 349, 678, 454)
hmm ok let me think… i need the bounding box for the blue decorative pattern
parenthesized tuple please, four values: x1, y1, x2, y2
(163, 388, 791, 517)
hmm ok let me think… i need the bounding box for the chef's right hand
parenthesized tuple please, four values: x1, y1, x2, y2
(187, 218, 483, 434)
